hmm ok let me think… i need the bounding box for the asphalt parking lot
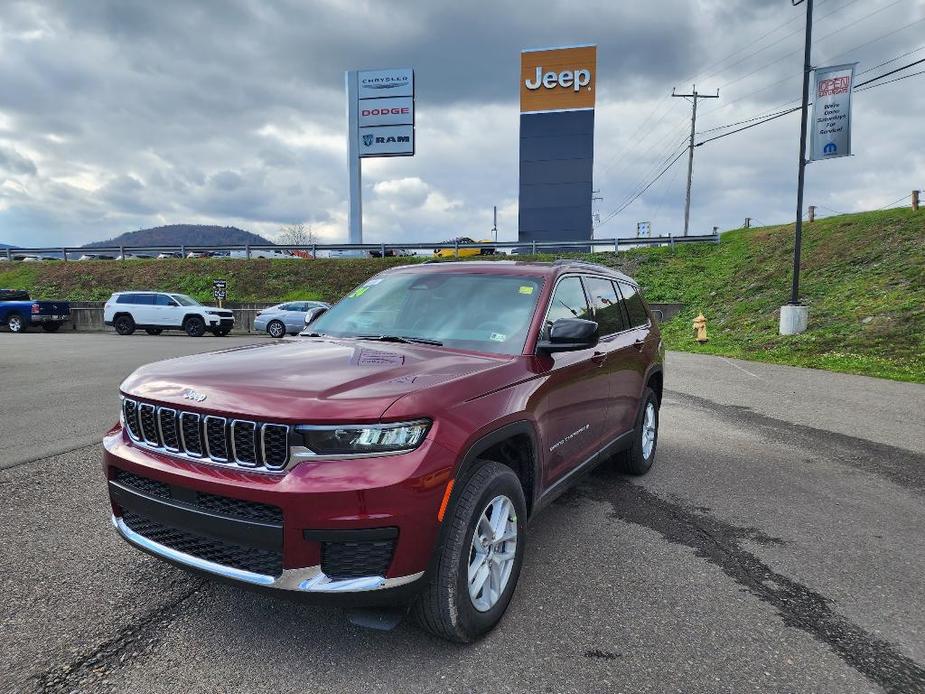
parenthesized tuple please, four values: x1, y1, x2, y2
(1, 333, 923, 693)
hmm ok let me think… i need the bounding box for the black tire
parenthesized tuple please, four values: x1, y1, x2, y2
(145, 328, 163, 335)
(7, 312, 27, 333)
(615, 387, 660, 475)
(411, 461, 527, 643)
(114, 315, 135, 335)
(267, 320, 286, 339)
(41, 322, 61, 332)
(184, 316, 206, 337)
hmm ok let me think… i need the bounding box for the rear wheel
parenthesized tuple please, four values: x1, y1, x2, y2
(41, 322, 61, 332)
(184, 316, 206, 337)
(145, 328, 163, 335)
(7, 312, 27, 333)
(267, 320, 286, 338)
(412, 461, 526, 643)
(615, 387, 659, 475)
(114, 315, 135, 335)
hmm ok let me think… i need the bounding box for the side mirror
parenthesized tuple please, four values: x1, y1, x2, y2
(650, 308, 664, 322)
(304, 306, 328, 325)
(536, 318, 599, 354)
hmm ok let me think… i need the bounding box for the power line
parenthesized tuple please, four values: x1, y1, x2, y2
(595, 149, 687, 229)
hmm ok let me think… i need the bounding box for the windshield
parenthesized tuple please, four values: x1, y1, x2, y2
(310, 272, 543, 355)
(170, 294, 200, 306)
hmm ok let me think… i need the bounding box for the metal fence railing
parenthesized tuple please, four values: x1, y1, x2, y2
(1, 233, 720, 261)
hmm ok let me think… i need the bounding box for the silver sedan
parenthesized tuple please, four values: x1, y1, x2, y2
(254, 301, 330, 338)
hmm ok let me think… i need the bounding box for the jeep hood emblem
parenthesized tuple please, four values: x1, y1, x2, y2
(182, 388, 207, 402)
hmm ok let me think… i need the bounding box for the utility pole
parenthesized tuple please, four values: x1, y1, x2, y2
(591, 189, 603, 228)
(491, 206, 498, 241)
(781, 0, 814, 336)
(672, 85, 719, 236)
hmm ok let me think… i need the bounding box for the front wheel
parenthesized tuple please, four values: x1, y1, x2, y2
(412, 461, 526, 643)
(184, 316, 206, 337)
(615, 387, 659, 475)
(267, 320, 286, 338)
(7, 313, 27, 332)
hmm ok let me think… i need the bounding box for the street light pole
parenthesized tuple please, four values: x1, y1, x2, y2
(781, 0, 813, 335)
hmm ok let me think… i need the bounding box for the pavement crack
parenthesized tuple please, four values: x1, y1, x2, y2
(33, 577, 206, 693)
(577, 474, 925, 694)
(665, 389, 925, 494)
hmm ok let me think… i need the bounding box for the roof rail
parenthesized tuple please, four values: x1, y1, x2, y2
(551, 259, 608, 270)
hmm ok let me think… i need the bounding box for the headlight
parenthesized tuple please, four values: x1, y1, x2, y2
(206, 310, 223, 315)
(294, 420, 430, 457)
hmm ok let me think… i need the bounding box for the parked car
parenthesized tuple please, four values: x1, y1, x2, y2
(103, 291, 234, 337)
(156, 252, 183, 259)
(103, 260, 663, 642)
(254, 301, 331, 338)
(369, 248, 415, 258)
(186, 250, 231, 259)
(1, 289, 70, 333)
(78, 253, 117, 261)
(433, 237, 496, 258)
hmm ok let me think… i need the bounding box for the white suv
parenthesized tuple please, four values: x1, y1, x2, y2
(104, 291, 235, 337)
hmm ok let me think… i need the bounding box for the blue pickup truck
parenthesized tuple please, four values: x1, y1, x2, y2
(0, 289, 70, 333)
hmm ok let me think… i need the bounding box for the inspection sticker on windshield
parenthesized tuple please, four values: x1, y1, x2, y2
(489, 332, 507, 342)
(348, 286, 369, 298)
(518, 286, 534, 295)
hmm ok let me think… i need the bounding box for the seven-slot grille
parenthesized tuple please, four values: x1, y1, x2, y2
(122, 397, 290, 472)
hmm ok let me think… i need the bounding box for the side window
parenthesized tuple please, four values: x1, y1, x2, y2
(545, 276, 590, 328)
(116, 294, 134, 304)
(155, 294, 175, 306)
(134, 294, 155, 305)
(280, 303, 296, 311)
(584, 276, 628, 335)
(618, 282, 649, 328)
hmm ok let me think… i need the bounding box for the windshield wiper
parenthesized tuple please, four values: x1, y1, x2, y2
(357, 334, 443, 346)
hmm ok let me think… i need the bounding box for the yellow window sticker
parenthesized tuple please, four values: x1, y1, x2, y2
(519, 285, 534, 295)
(348, 286, 369, 298)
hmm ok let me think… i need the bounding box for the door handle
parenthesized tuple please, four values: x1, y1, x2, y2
(591, 351, 607, 365)
(633, 339, 647, 351)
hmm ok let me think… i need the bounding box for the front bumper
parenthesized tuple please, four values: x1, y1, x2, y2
(103, 427, 453, 602)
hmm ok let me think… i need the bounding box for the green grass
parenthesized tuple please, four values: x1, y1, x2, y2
(3, 207, 923, 381)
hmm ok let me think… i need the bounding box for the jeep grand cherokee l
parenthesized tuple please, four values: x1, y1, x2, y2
(103, 260, 663, 642)
(104, 291, 234, 337)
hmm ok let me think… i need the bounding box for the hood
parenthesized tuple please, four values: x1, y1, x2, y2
(120, 338, 510, 422)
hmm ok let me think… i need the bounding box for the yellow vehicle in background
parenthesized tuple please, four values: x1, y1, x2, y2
(433, 236, 497, 258)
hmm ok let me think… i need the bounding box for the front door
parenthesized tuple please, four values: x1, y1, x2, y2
(532, 275, 611, 488)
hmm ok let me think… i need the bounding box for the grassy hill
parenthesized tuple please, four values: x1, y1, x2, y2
(2, 208, 922, 382)
(83, 224, 271, 248)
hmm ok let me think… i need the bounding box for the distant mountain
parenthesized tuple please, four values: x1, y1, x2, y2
(0, 242, 15, 249)
(84, 224, 273, 248)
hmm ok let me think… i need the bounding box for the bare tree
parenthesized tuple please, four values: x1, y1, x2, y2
(277, 223, 316, 247)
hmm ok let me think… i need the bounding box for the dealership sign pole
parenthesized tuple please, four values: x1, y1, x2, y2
(345, 68, 415, 245)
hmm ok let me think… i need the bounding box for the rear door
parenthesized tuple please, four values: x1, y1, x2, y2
(582, 275, 638, 437)
(532, 275, 611, 487)
(614, 281, 656, 432)
(127, 294, 156, 324)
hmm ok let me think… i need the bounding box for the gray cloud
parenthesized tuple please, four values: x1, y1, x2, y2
(0, 0, 922, 247)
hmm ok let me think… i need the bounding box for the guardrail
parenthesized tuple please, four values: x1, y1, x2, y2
(2, 233, 719, 260)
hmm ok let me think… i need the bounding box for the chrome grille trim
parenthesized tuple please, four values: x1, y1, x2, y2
(230, 420, 259, 467)
(121, 398, 291, 473)
(157, 408, 180, 452)
(179, 411, 204, 458)
(203, 415, 229, 462)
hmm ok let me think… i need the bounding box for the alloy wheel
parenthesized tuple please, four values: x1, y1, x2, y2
(468, 495, 518, 612)
(641, 402, 657, 460)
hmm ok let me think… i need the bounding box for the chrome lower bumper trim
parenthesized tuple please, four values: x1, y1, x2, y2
(112, 515, 423, 593)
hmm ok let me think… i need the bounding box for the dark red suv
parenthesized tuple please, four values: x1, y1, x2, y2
(104, 260, 663, 642)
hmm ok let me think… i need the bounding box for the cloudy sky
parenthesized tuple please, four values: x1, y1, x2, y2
(0, 0, 923, 247)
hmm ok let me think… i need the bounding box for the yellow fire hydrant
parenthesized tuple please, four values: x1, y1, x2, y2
(692, 313, 709, 343)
